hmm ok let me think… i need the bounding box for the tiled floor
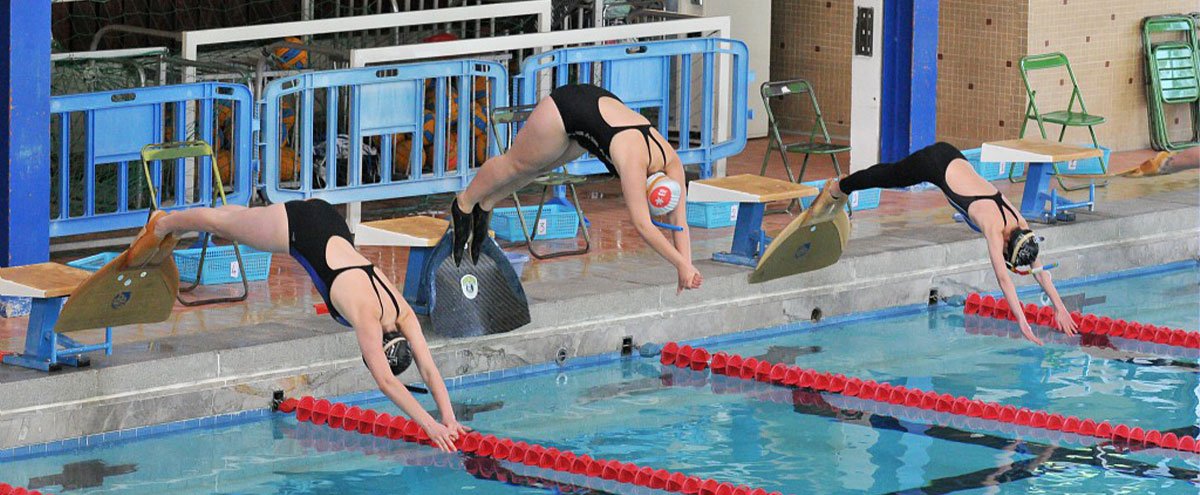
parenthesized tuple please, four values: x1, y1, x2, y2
(2, 139, 1196, 353)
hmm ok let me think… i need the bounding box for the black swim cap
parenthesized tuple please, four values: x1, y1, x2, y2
(1004, 229, 1040, 271)
(362, 331, 413, 376)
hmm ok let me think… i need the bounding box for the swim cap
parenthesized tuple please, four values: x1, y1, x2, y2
(646, 172, 681, 216)
(362, 331, 413, 376)
(1004, 229, 1040, 272)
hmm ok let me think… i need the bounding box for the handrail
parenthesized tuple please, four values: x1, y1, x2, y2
(350, 16, 730, 66)
(181, 1, 553, 65)
(89, 25, 182, 51)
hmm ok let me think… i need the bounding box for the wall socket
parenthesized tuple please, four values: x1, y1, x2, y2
(855, 7, 874, 57)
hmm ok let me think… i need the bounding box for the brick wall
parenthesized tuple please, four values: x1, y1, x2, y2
(771, 1, 1194, 152)
(1027, 0, 1196, 151)
(936, 1, 1028, 149)
(769, 0, 853, 140)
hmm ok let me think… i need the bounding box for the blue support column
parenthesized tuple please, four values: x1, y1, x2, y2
(0, 1, 52, 266)
(880, 0, 939, 162)
(404, 246, 432, 315)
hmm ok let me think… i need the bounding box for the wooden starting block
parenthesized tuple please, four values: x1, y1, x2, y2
(982, 139, 1102, 223)
(355, 216, 448, 315)
(0, 263, 113, 371)
(689, 174, 820, 267)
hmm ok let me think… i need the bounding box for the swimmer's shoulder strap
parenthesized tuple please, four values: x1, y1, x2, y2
(750, 193, 851, 284)
(424, 231, 530, 337)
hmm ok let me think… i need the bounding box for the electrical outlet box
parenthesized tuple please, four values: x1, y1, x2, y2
(855, 7, 874, 57)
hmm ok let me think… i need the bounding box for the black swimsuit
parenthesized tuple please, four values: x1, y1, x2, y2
(839, 142, 1019, 232)
(549, 84, 668, 175)
(284, 199, 401, 327)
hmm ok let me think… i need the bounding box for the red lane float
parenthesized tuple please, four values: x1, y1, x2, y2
(964, 293, 1199, 349)
(663, 342, 1197, 455)
(0, 483, 52, 495)
(279, 396, 783, 495)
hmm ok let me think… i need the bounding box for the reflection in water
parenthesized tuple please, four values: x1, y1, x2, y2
(29, 460, 137, 490)
(452, 400, 505, 421)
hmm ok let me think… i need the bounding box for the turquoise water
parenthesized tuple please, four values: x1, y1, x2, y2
(2, 263, 1198, 494)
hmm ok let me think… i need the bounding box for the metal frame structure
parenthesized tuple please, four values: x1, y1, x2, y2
(259, 59, 509, 205)
(514, 36, 747, 180)
(180, 1, 554, 80)
(48, 83, 256, 238)
(345, 17, 732, 226)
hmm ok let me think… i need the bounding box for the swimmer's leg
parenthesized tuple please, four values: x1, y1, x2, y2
(155, 203, 290, 254)
(836, 142, 961, 197)
(458, 97, 574, 212)
(455, 96, 574, 263)
(468, 142, 584, 264)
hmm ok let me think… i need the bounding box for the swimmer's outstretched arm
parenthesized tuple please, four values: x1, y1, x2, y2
(985, 229, 1042, 346)
(618, 172, 702, 293)
(354, 305, 464, 453)
(1030, 261, 1078, 335)
(665, 165, 695, 270)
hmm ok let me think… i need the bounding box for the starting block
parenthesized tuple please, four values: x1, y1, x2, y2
(981, 139, 1101, 224)
(0, 263, 113, 371)
(356, 215, 451, 315)
(689, 174, 820, 267)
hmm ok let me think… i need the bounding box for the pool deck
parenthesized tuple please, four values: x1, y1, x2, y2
(1, 140, 1198, 450)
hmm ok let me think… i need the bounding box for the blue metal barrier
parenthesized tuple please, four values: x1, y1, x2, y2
(49, 83, 255, 237)
(515, 38, 749, 178)
(260, 59, 508, 204)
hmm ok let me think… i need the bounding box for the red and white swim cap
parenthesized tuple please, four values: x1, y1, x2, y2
(646, 172, 681, 216)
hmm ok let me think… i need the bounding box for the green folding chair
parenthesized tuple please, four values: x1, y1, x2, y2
(1018, 53, 1108, 190)
(141, 140, 249, 306)
(489, 105, 591, 260)
(759, 79, 849, 184)
(1142, 15, 1200, 152)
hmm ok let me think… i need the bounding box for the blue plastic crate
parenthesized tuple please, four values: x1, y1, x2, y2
(67, 252, 121, 272)
(797, 180, 880, 211)
(1055, 144, 1110, 175)
(174, 245, 273, 285)
(963, 147, 1025, 181)
(848, 187, 881, 210)
(505, 251, 530, 278)
(687, 202, 739, 229)
(490, 204, 579, 242)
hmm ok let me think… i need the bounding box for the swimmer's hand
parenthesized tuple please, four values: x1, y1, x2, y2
(443, 417, 472, 438)
(421, 419, 459, 453)
(1019, 321, 1044, 346)
(677, 264, 703, 294)
(1054, 307, 1078, 336)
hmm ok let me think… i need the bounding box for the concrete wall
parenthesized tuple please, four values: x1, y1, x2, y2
(692, 0, 773, 138)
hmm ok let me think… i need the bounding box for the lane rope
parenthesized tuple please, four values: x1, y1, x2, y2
(276, 396, 785, 495)
(0, 483, 52, 495)
(964, 293, 1200, 349)
(662, 342, 1200, 455)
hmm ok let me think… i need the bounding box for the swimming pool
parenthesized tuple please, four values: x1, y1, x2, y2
(2, 262, 1197, 494)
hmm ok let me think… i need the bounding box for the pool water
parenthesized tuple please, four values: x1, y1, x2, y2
(2, 263, 1198, 494)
